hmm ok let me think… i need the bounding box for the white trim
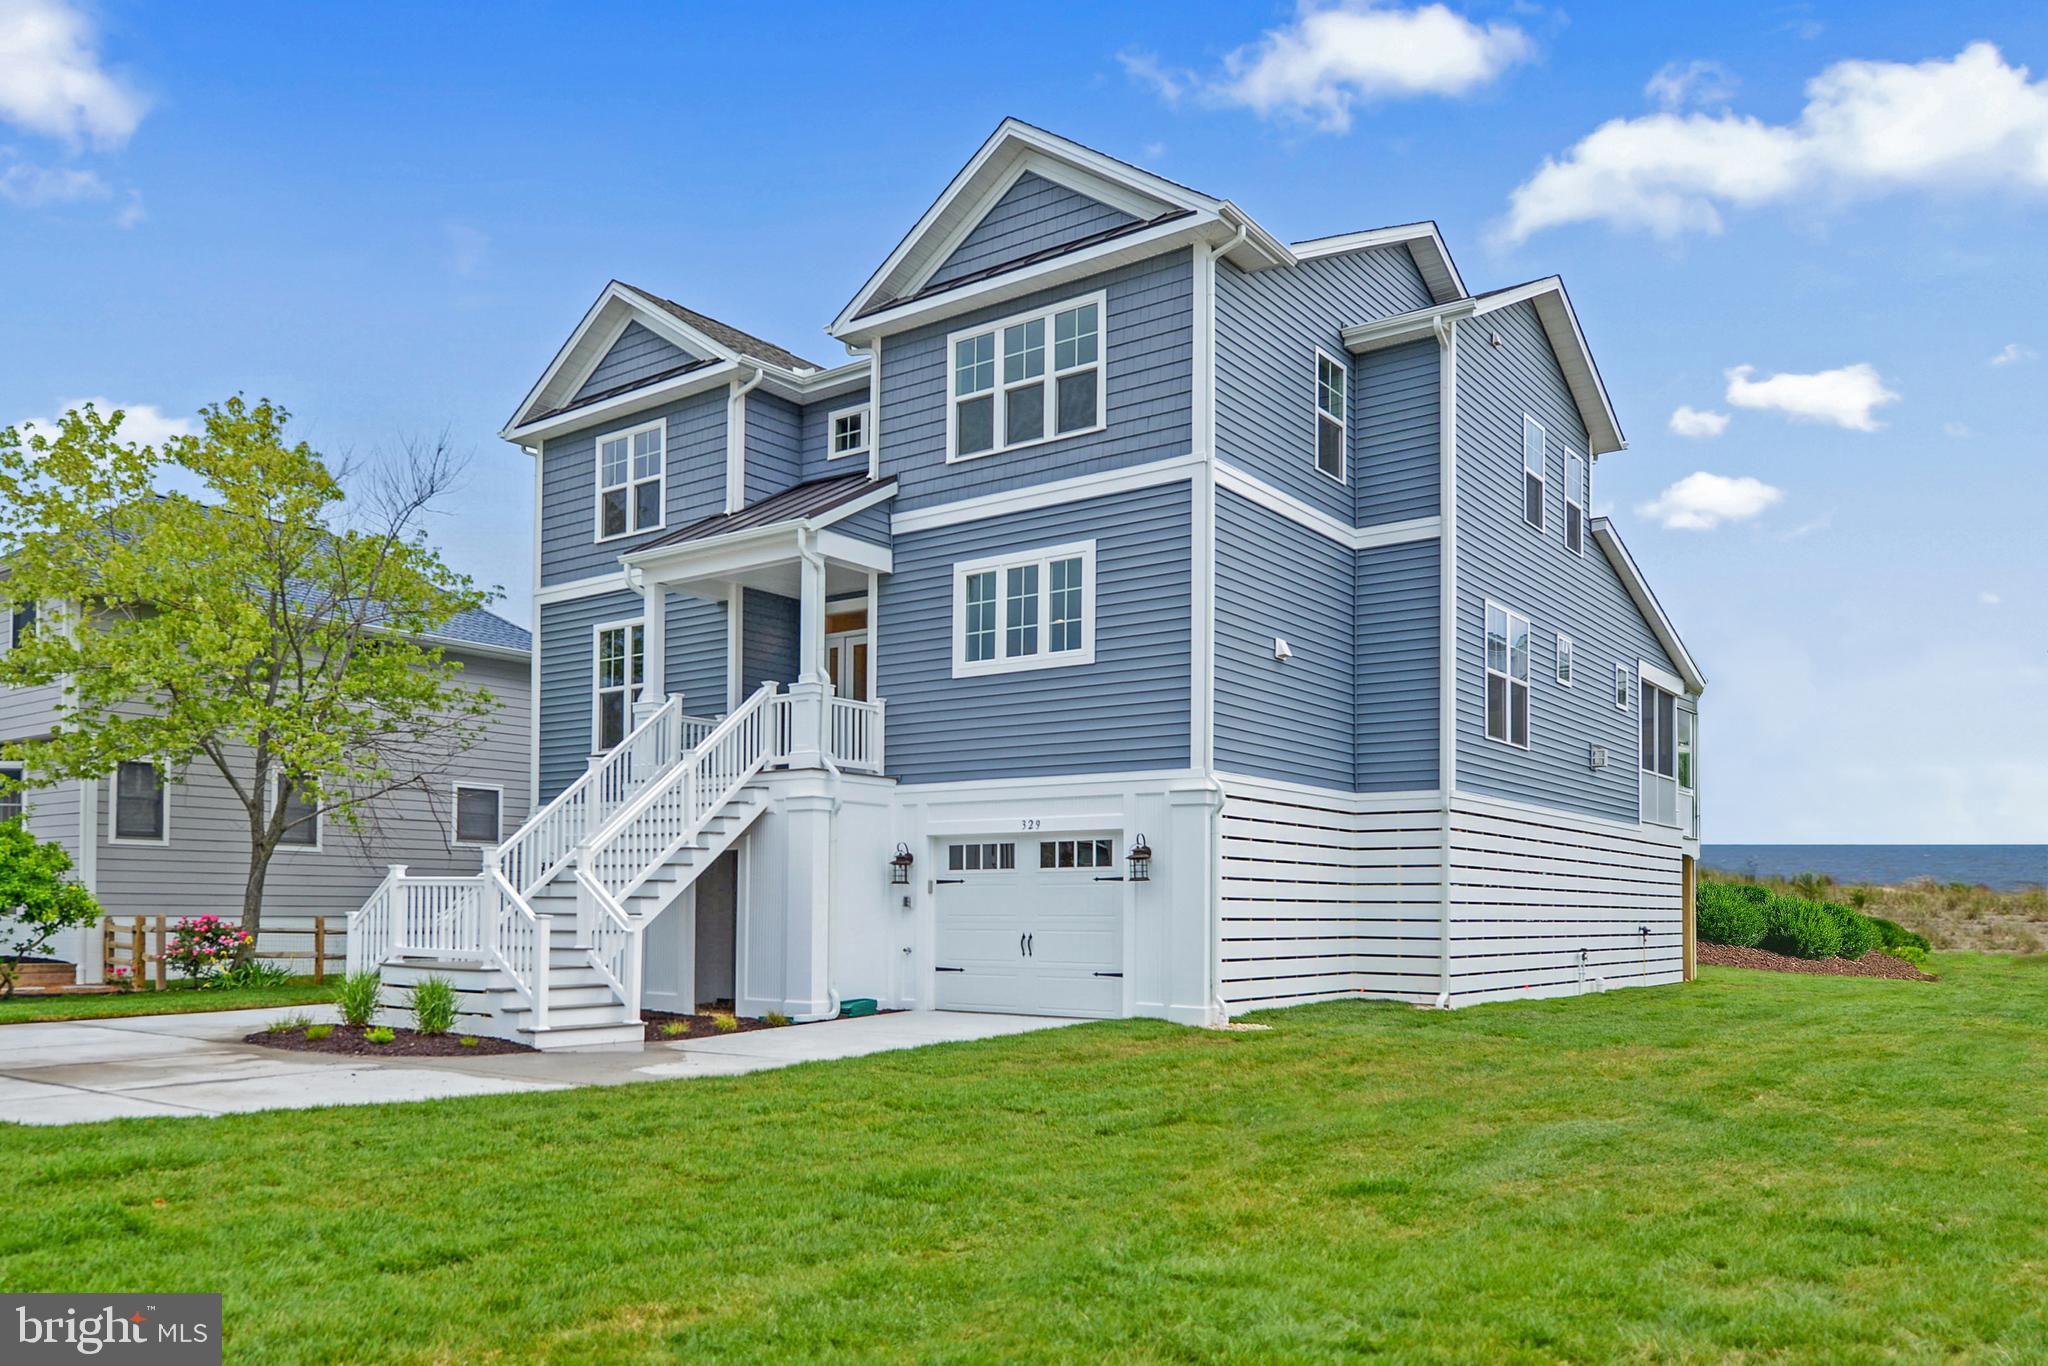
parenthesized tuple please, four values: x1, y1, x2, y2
(951, 540, 1096, 678)
(592, 417, 667, 543)
(725, 589, 743, 711)
(107, 759, 170, 846)
(265, 771, 323, 853)
(1213, 461, 1440, 551)
(1638, 658, 1686, 697)
(533, 570, 632, 606)
(1291, 222, 1466, 303)
(1554, 632, 1575, 688)
(504, 359, 736, 445)
(1483, 600, 1532, 751)
(590, 616, 647, 754)
(1434, 315, 1458, 1003)
(825, 402, 871, 461)
(450, 781, 505, 849)
(1191, 240, 1217, 772)
(891, 452, 1200, 534)
(1613, 661, 1633, 712)
(1453, 786, 1687, 847)
(943, 289, 1107, 464)
(1312, 345, 1348, 484)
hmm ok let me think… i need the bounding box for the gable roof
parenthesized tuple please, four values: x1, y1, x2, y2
(1291, 222, 1465, 306)
(1591, 518, 1705, 693)
(616, 283, 820, 372)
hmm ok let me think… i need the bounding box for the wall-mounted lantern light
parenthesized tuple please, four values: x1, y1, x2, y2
(1127, 835, 1153, 884)
(889, 843, 914, 885)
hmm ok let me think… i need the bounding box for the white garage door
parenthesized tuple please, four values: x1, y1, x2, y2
(934, 835, 1124, 1018)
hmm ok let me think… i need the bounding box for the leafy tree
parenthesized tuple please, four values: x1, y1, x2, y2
(0, 398, 499, 964)
(0, 820, 101, 997)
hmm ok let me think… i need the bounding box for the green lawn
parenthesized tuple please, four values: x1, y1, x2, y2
(5, 957, 2047, 1362)
(0, 979, 334, 1025)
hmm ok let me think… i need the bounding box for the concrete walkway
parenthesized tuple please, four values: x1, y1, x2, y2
(0, 1006, 1080, 1126)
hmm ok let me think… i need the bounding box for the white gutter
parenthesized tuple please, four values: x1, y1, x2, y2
(725, 365, 765, 514)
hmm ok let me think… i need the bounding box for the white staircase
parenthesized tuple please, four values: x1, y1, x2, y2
(345, 682, 867, 1049)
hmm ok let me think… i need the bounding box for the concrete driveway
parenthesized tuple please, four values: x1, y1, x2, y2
(0, 1005, 1079, 1126)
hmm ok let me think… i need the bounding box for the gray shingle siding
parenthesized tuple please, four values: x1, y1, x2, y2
(832, 498, 892, 549)
(1214, 488, 1354, 790)
(880, 482, 1191, 785)
(740, 589, 798, 692)
(1450, 304, 1675, 822)
(799, 385, 870, 483)
(1216, 248, 1435, 525)
(573, 321, 698, 403)
(1356, 537, 1440, 791)
(926, 172, 1138, 290)
(879, 250, 1194, 513)
(539, 386, 726, 587)
(1354, 337, 1440, 526)
(744, 392, 803, 504)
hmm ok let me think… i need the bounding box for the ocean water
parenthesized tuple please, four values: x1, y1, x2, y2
(1702, 845, 2048, 892)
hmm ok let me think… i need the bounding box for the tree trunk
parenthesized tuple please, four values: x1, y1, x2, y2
(237, 839, 274, 969)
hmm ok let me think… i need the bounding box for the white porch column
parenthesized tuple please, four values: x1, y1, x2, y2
(636, 575, 667, 723)
(784, 532, 829, 768)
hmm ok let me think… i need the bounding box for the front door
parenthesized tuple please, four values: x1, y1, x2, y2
(825, 630, 869, 701)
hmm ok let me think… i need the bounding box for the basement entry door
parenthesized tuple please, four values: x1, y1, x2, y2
(933, 835, 1124, 1017)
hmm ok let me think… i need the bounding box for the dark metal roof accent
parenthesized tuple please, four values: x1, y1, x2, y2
(636, 474, 894, 551)
(521, 356, 722, 425)
(855, 208, 1196, 320)
(615, 282, 822, 373)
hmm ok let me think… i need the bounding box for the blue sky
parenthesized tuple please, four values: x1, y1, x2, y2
(3, 1, 2045, 842)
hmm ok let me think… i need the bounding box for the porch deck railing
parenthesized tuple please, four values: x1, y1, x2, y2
(827, 695, 885, 773)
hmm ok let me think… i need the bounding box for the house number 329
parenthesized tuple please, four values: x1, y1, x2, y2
(1019, 819, 1042, 830)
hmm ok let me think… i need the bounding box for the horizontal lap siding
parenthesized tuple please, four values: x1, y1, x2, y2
(668, 595, 728, 716)
(1355, 338, 1440, 524)
(1356, 538, 1440, 790)
(1216, 249, 1435, 525)
(1214, 490, 1353, 790)
(926, 172, 1137, 289)
(539, 387, 726, 587)
(881, 251, 1193, 512)
(1446, 797, 1684, 1003)
(833, 499, 892, 549)
(1453, 305, 1678, 822)
(573, 321, 696, 403)
(880, 483, 1190, 784)
(741, 590, 799, 692)
(1218, 781, 1446, 1011)
(745, 392, 803, 503)
(799, 385, 870, 484)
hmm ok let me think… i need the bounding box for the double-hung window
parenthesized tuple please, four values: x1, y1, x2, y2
(1564, 449, 1587, 554)
(596, 420, 664, 539)
(953, 542, 1094, 676)
(1555, 632, 1575, 687)
(949, 294, 1103, 461)
(593, 620, 646, 751)
(1, 599, 35, 652)
(453, 784, 503, 847)
(272, 774, 319, 849)
(0, 764, 22, 824)
(113, 760, 166, 842)
(828, 404, 869, 460)
(1614, 663, 1633, 711)
(1315, 350, 1347, 481)
(1521, 415, 1546, 529)
(1485, 603, 1531, 747)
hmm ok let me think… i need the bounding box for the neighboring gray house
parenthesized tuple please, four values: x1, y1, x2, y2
(353, 121, 1705, 1047)
(1, 607, 532, 984)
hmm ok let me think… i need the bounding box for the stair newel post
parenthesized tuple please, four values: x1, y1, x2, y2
(532, 911, 550, 1033)
(386, 865, 408, 958)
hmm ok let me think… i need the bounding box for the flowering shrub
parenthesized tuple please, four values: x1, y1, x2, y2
(107, 965, 135, 992)
(164, 914, 253, 983)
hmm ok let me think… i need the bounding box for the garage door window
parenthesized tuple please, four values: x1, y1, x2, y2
(1040, 838, 1113, 869)
(946, 841, 1016, 872)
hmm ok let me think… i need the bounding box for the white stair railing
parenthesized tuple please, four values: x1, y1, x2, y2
(346, 866, 402, 975)
(827, 696, 885, 773)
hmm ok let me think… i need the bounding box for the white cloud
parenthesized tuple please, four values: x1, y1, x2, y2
(1990, 342, 2036, 366)
(0, 0, 147, 147)
(1636, 471, 1783, 530)
(1980, 591, 2002, 605)
(1724, 362, 1898, 431)
(1943, 420, 1975, 439)
(21, 398, 194, 449)
(1126, 3, 1533, 132)
(1668, 404, 1730, 438)
(1500, 42, 2048, 242)
(1645, 59, 1736, 111)
(0, 149, 104, 204)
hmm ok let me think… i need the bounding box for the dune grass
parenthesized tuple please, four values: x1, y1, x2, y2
(1706, 867, 2048, 953)
(4, 957, 2046, 1361)
(0, 979, 333, 1026)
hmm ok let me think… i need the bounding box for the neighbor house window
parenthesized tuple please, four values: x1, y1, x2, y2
(0, 765, 22, 824)
(946, 841, 1015, 872)
(953, 542, 1094, 677)
(1565, 450, 1586, 554)
(113, 760, 166, 842)
(1315, 350, 1347, 481)
(1555, 632, 1575, 687)
(1521, 415, 1546, 529)
(592, 620, 646, 751)
(453, 784, 503, 847)
(827, 404, 869, 460)
(596, 419, 665, 539)
(272, 774, 319, 849)
(1614, 663, 1632, 711)
(948, 294, 1103, 461)
(1485, 603, 1531, 747)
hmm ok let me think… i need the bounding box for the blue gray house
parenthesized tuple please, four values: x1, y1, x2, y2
(351, 121, 1705, 1046)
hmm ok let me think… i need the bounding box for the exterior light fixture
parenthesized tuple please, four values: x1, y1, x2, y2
(1127, 835, 1152, 884)
(889, 843, 914, 885)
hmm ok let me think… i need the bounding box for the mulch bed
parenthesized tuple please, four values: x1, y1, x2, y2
(642, 1007, 786, 1042)
(246, 1024, 533, 1056)
(1700, 942, 1937, 981)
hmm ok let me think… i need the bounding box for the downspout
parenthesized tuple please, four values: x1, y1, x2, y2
(1432, 313, 1459, 1009)
(725, 364, 764, 514)
(793, 527, 842, 1024)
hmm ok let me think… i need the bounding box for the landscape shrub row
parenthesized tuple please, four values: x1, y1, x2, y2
(1697, 878, 1920, 963)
